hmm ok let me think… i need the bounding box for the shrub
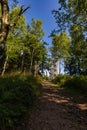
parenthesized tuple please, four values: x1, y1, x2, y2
(52, 74, 67, 86)
(52, 74, 87, 94)
(0, 74, 42, 128)
(64, 75, 87, 91)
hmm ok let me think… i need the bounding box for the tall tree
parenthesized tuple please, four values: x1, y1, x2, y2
(0, 5, 27, 75)
(0, 0, 29, 73)
(52, 0, 87, 32)
(51, 32, 70, 58)
(50, 32, 70, 77)
(21, 19, 46, 76)
(65, 24, 87, 75)
(52, 0, 87, 75)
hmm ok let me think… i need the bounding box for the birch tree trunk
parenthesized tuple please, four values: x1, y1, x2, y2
(1, 55, 8, 76)
(34, 60, 38, 77)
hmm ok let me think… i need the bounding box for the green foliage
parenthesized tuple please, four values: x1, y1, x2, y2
(70, 24, 86, 57)
(52, 75, 87, 94)
(64, 76, 87, 91)
(51, 32, 70, 59)
(53, 0, 87, 75)
(9, 6, 26, 31)
(31, 18, 45, 40)
(25, 18, 45, 59)
(21, 18, 46, 74)
(5, 6, 27, 71)
(0, 74, 42, 128)
(53, 0, 87, 31)
(52, 74, 67, 86)
(50, 32, 70, 78)
(6, 13, 47, 74)
(65, 24, 87, 75)
(43, 75, 49, 80)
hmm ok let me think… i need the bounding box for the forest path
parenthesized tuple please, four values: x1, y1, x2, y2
(26, 81, 87, 130)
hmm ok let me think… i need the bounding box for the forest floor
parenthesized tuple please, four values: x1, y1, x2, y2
(19, 81, 87, 130)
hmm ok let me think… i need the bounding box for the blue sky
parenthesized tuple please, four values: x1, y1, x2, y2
(19, 0, 58, 45)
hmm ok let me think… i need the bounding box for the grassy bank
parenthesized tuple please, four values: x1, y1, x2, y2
(0, 74, 42, 129)
(52, 74, 87, 96)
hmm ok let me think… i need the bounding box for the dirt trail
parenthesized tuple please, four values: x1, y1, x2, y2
(26, 81, 87, 130)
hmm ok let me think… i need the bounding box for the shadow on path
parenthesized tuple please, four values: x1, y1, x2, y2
(23, 81, 87, 130)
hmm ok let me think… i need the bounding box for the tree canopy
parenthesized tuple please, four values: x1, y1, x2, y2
(52, 0, 87, 75)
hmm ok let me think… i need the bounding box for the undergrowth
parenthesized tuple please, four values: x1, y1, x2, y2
(0, 74, 42, 129)
(52, 74, 87, 96)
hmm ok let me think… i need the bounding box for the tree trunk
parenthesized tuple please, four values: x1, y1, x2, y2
(0, 1, 29, 75)
(1, 55, 8, 76)
(34, 61, 38, 77)
(21, 55, 24, 72)
(77, 58, 81, 75)
(30, 49, 34, 73)
(0, 0, 9, 71)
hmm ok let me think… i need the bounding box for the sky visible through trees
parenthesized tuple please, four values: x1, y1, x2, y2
(18, 0, 63, 74)
(0, 1, 87, 129)
(19, 0, 58, 45)
(1, 0, 86, 75)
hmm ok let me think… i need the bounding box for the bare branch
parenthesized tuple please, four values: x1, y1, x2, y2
(21, 6, 30, 14)
(18, 5, 30, 16)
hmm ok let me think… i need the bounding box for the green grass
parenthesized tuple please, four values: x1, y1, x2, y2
(52, 74, 87, 97)
(0, 74, 42, 129)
